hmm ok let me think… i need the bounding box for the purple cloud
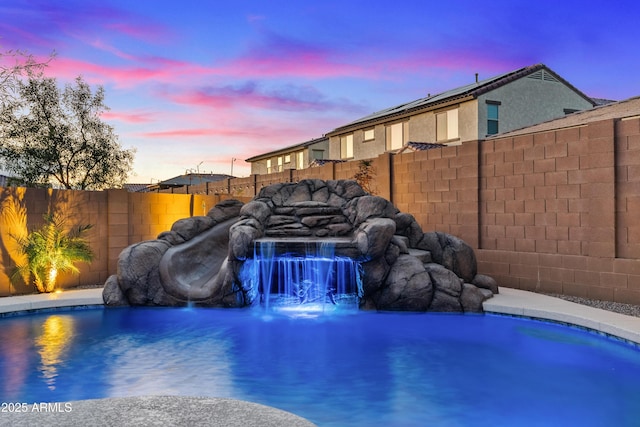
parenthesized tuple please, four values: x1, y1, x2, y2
(161, 81, 366, 114)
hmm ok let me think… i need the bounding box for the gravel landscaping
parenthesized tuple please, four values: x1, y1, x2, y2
(546, 293, 640, 318)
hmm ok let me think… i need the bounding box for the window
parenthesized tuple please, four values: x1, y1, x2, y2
(277, 156, 283, 172)
(266, 159, 272, 174)
(486, 101, 500, 135)
(385, 122, 406, 151)
(340, 134, 353, 159)
(296, 151, 304, 169)
(436, 108, 459, 142)
(363, 128, 375, 141)
(284, 154, 291, 163)
(312, 149, 324, 160)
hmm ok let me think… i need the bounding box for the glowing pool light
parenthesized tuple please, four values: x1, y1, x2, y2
(242, 240, 363, 311)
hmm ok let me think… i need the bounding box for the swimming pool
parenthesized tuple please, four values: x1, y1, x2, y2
(1, 307, 639, 426)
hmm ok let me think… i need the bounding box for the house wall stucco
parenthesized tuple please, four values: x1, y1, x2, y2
(477, 74, 594, 137)
(408, 100, 479, 144)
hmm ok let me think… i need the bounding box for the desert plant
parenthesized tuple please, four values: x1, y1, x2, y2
(353, 159, 376, 194)
(11, 213, 94, 293)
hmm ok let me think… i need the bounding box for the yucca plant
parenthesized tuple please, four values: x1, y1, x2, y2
(12, 213, 94, 293)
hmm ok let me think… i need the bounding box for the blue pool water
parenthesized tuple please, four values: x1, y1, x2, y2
(1, 307, 639, 426)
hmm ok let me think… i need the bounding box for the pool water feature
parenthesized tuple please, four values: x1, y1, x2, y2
(241, 240, 363, 312)
(1, 308, 640, 426)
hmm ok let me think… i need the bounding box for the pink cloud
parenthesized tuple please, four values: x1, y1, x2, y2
(163, 82, 363, 113)
(206, 28, 376, 79)
(217, 54, 368, 79)
(139, 127, 261, 139)
(101, 110, 155, 124)
(213, 34, 373, 80)
(0, 2, 176, 66)
(45, 56, 213, 88)
(207, 30, 521, 81)
(136, 116, 328, 146)
(88, 39, 137, 61)
(103, 21, 175, 44)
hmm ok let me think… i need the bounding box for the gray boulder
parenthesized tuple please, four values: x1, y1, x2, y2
(170, 216, 215, 242)
(103, 275, 128, 306)
(472, 274, 499, 294)
(104, 180, 497, 313)
(345, 195, 398, 227)
(375, 255, 433, 311)
(117, 240, 172, 305)
(460, 283, 486, 313)
(355, 218, 396, 259)
(424, 263, 463, 312)
(418, 232, 477, 283)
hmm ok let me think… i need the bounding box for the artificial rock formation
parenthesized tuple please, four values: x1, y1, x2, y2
(103, 179, 497, 312)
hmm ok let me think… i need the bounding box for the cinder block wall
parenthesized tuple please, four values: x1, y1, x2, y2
(0, 189, 220, 296)
(391, 143, 480, 248)
(1, 116, 638, 302)
(477, 118, 640, 304)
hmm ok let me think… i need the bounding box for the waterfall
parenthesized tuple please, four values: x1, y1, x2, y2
(247, 240, 363, 312)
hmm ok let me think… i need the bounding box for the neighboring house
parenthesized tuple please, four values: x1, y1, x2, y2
(325, 63, 595, 161)
(122, 183, 153, 192)
(144, 173, 232, 192)
(0, 170, 26, 187)
(246, 136, 329, 175)
(486, 95, 640, 139)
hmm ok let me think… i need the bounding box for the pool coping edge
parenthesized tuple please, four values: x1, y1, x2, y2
(1, 287, 639, 345)
(483, 287, 640, 345)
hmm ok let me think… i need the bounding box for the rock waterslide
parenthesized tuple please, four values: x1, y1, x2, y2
(103, 179, 497, 312)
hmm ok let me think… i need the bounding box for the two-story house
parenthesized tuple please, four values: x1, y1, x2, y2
(246, 136, 329, 175)
(325, 63, 595, 161)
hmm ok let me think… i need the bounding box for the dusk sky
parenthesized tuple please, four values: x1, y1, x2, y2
(1, 0, 639, 182)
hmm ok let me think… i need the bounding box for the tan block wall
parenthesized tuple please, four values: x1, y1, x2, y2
(2, 115, 639, 302)
(0, 188, 223, 296)
(616, 117, 640, 259)
(477, 118, 640, 304)
(0, 187, 109, 296)
(392, 143, 480, 247)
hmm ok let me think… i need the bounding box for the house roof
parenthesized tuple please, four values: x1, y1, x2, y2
(122, 183, 152, 192)
(144, 173, 232, 191)
(245, 136, 328, 162)
(592, 98, 617, 106)
(309, 159, 346, 167)
(488, 95, 640, 139)
(397, 142, 446, 153)
(328, 64, 595, 136)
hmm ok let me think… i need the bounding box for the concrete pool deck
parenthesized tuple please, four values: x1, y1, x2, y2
(0, 396, 317, 427)
(1, 286, 640, 426)
(483, 287, 640, 345)
(0, 288, 103, 314)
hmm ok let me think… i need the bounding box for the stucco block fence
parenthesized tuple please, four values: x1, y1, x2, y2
(1, 117, 639, 302)
(0, 188, 244, 296)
